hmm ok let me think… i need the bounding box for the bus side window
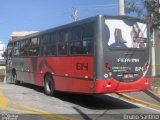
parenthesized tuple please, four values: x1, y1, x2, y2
(33, 47, 39, 56)
(70, 42, 81, 55)
(60, 30, 70, 42)
(81, 23, 94, 55)
(71, 27, 82, 41)
(70, 41, 92, 55)
(19, 40, 26, 56)
(14, 49, 19, 56)
(58, 30, 69, 56)
(50, 45, 57, 55)
(7, 49, 12, 58)
(82, 23, 94, 41)
(9, 51, 12, 57)
(13, 42, 20, 56)
(27, 47, 39, 56)
(81, 41, 92, 55)
(51, 32, 59, 44)
(41, 46, 49, 56)
(31, 37, 39, 46)
(58, 43, 67, 55)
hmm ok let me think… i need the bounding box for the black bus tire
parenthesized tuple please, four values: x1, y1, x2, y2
(44, 75, 56, 96)
(13, 74, 20, 85)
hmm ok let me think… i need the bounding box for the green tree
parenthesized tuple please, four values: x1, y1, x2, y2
(125, 0, 160, 33)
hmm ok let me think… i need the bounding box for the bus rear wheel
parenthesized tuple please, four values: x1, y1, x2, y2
(44, 75, 56, 96)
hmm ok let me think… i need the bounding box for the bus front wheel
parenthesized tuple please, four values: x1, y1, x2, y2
(12, 73, 20, 85)
(44, 75, 56, 96)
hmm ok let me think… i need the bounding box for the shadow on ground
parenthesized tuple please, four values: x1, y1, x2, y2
(144, 90, 160, 102)
(15, 83, 139, 110)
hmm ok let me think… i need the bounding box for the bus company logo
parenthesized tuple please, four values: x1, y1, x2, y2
(117, 58, 139, 63)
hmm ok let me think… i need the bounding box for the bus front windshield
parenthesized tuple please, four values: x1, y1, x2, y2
(105, 19, 148, 49)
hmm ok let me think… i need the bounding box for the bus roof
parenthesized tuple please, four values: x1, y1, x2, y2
(11, 14, 146, 42)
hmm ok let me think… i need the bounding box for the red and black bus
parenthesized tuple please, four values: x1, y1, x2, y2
(6, 15, 152, 95)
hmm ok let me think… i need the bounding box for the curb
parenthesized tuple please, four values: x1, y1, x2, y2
(117, 93, 160, 110)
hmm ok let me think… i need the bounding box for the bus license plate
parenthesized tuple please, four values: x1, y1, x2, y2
(123, 74, 134, 79)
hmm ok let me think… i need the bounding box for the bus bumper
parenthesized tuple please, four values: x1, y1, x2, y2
(95, 77, 152, 93)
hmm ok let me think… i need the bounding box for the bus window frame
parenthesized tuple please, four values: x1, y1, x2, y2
(67, 22, 94, 56)
(40, 33, 58, 57)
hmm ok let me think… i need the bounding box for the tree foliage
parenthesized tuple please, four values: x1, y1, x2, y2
(125, 0, 160, 33)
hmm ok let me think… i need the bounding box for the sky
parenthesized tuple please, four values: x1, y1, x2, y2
(0, 0, 120, 46)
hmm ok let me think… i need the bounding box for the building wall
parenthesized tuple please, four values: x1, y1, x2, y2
(0, 41, 5, 78)
(11, 31, 39, 41)
(0, 41, 5, 60)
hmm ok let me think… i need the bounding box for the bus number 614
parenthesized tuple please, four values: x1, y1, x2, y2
(76, 63, 88, 71)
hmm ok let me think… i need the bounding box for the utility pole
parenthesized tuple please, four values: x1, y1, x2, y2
(119, 0, 125, 15)
(152, 0, 160, 77)
(151, 0, 160, 77)
(152, 29, 156, 77)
